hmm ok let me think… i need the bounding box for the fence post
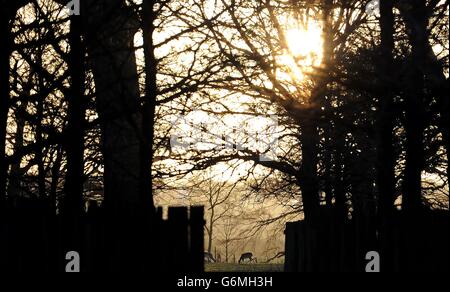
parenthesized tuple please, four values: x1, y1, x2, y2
(190, 206, 204, 272)
(168, 207, 188, 272)
(284, 221, 299, 272)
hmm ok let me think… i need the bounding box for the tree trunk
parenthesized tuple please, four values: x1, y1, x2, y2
(0, 9, 11, 206)
(377, 0, 397, 271)
(207, 209, 214, 254)
(139, 0, 158, 269)
(402, 0, 427, 212)
(50, 146, 63, 212)
(83, 0, 143, 215)
(377, 0, 396, 218)
(63, 14, 85, 218)
(225, 242, 229, 263)
(36, 53, 46, 199)
(141, 0, 157, 214)
(299, 114, 321, 222)
(7, 103, 26, 199)
(82, 0, 150, 271)
(61, 14, 86, 263)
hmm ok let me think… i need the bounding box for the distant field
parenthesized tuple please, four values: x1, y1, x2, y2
(205, 263, 284, 272)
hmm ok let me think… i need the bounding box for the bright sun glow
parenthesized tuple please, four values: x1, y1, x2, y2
(278, 20, 324, 82)
(286, 25, 323, 63)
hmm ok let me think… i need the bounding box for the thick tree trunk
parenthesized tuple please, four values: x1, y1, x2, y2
(0, 10, 10, 206)
(402, 0, 427, 212)
(83, 0, 143, 215)
(377, 0, 397, 271)
(141, 0, 157, 214)
(82, 0, 153, 271)
(61, 14, 86, 265)
(63, 15, 85, 218)
(135, 0, 158, 270)
(377, 0, 396, 218)
(299, 114, 321, 222)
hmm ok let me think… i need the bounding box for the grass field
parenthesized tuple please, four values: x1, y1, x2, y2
(205, 263, 284, 272)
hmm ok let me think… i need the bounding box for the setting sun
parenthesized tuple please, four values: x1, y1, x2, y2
(277, 20, 324, 82)
(285, 22, 323, 67)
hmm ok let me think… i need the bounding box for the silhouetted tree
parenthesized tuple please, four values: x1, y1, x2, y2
(61, 8, 85, 261)
(401, 0, 427, 212)
(376, 0, 397, 271)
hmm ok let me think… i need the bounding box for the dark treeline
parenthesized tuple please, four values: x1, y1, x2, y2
(0, 0, 448, 272)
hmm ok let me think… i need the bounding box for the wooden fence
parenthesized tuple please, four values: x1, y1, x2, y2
(285, 208, 449, 272)
(0, 198, 204, 272)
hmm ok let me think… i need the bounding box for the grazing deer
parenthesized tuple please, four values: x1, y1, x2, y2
(238, 252, 257, 264)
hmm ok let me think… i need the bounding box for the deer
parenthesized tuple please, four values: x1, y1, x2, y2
(238, 252, 257, 264)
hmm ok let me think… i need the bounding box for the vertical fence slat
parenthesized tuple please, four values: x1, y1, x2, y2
(168, 207, 189, 272)
(190, 206, 204, 272)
